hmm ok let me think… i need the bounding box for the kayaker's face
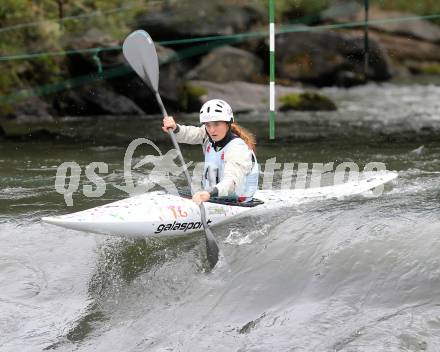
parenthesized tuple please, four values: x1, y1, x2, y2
(205, 121, 229, 142)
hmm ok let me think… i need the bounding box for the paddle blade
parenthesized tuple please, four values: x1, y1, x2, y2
(205, 227, 220, 269)
(122, 30, 159, 91)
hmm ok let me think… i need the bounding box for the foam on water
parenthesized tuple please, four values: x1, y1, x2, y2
(0, 223, 100, 351)
(47, 182, 440, 351)
(2, 82, 440, 351)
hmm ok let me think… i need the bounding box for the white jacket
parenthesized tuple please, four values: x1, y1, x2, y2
(174, 125, 253, 197)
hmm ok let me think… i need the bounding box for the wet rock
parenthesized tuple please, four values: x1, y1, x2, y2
(4, 97, 54, 122)
(53, 90, 88, 116)
(323, 5, 440, 76)
(53, 86, 144, 116)
(63, 30, 185, 113)
(134, 2, 265, 42)
(185, 80, 303, 112)
(64, 28, 122, 76)
(60, 28, 164, 115)
(364, 31, 440, 73)
(275, 29, 392, 86)
(279, 92, 337, 111)
(109, 45, 185, 113)
(186, 46, 263, 83)
(325, 5, 440, 44)
(84, 86, 144, 116)
(178, 83, 208, 112)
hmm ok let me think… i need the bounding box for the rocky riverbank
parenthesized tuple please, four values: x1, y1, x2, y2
(1, 2, 440, 124)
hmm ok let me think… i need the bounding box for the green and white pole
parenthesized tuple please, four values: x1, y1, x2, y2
(269, 0, 275, 140)
(364, 0, 369, 77)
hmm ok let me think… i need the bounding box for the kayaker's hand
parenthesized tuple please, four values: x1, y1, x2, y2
(162, 116, 177, 133)
(193, 191, 210, 205)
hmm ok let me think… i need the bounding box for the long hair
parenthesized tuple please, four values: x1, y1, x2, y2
(231, 122, 256, 152)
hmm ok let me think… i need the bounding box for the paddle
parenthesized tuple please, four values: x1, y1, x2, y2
(122, 30, 220, 269)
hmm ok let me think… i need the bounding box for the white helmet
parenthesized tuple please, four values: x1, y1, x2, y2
(199, 99, 234, 124)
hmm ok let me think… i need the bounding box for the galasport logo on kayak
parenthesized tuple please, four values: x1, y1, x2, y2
(155, 219, 213, 234)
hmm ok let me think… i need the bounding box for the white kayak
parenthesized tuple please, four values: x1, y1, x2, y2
(42, 171, 397, 238)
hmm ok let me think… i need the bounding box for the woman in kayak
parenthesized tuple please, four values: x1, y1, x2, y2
(162, 99, 259, 205)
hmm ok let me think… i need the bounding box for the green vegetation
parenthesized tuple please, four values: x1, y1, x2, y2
(0, 0, 143, 98)
(179, 83, 208, 112)
(410, 62, 440, 75)
(421, 64, 440, 75)
(1, 0, 439, 108)
(279, 92, 337, 111)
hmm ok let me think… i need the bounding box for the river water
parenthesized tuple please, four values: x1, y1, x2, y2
(1, 82, 440, 351)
